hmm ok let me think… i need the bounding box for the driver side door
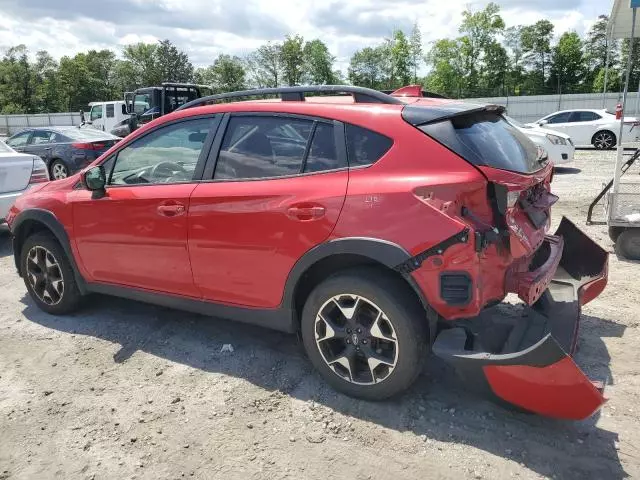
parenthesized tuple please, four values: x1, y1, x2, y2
(71, 115, 220, 297)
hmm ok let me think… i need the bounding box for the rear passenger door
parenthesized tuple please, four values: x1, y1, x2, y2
(188, 113, 349, 308)
(23, 130, 54, 161)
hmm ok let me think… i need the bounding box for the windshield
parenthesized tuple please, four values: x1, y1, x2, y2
(419, 111, 543, 174)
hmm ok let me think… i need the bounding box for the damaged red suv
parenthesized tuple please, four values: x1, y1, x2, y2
(6, 85, 608, 420)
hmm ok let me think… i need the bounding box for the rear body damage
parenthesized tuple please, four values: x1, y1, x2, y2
(5, 86, 608, 420)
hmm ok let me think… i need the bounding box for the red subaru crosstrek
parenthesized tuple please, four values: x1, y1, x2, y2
(6, 85, 608, 420)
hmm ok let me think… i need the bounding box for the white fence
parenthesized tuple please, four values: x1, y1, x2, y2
(466, 92, 640, 123)
(0, 112, 83, 136)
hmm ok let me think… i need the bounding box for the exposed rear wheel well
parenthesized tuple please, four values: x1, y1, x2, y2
(292, 253, 432, 334)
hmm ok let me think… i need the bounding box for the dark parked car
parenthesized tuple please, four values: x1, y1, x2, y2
(5, 127, 120, 180)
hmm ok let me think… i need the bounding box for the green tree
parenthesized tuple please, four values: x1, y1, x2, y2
(247, 42, 282, 87)
(585, 15, 617, 91)
(521, 20, 555, 94)
(549, 32, 585, 94)
(0, 45, 36, 113)
(504, 26, 526, 95)
(391, 30, 411, 87)
(280, 35, 305, 86)
(483, 41, 508, 96)
(155, 39, 194, 83)
(409, 23, 423, 84)
(348, 47, 385, 89)
(425, 39, 465, 97)
(459, 2, 505, 96)
(303, 39, 336, 84)
(122, 42, 159, 86)
(195, 54, 246, 92)
(33, 51, 62, 113)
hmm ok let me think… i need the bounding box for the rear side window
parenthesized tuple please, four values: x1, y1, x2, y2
(214, 116, 344, 180)
(345, 124, 392, 167)
(106, 104, 115, 118)
(419, 112, 541, 174)
(569, 111, 601, 122)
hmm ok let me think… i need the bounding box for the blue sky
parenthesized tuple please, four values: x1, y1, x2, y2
(0, 0, 611, 71)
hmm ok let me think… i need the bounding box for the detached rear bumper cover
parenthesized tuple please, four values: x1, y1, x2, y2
(433, 217, 608, 420)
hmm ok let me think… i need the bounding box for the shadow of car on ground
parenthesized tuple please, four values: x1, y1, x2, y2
(16, 287, 627, 480)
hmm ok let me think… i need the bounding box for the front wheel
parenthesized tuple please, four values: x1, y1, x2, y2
(21, 232, 82, 315)
(592, 131, 616, 150)
(301, 268, 428, 400)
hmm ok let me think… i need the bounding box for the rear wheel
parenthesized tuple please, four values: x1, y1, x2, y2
(616, 229, 640, 260)
(592, 131, 616, 150)
(21, 232, 82, 315)
(300, 268, 428, 400)
(50, 160, 69, 180)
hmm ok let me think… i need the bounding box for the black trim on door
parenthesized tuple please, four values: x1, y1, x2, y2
(202, 113, 230, 180)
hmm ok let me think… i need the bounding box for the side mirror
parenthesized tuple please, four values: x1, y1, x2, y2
(83, 165, 106, 198)
(538, 120, 548, 126)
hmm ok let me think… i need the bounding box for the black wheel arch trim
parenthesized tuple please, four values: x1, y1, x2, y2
(10, 208, 88, 294)
(281, 237, 436, 324)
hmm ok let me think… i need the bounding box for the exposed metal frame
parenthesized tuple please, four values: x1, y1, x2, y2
(176, 85, 405, 111)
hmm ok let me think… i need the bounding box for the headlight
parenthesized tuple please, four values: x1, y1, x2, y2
(546, 134, 567, 145)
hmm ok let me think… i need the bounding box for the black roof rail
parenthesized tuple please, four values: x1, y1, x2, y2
(175, 85, 404, 111)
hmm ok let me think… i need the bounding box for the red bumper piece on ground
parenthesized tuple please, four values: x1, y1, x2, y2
(433, 217, 609, 420)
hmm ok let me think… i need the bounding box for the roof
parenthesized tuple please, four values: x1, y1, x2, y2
(609, 0, 640, 39)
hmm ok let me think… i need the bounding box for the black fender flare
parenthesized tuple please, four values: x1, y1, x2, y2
(10, 208, 87, 294)
(281, 237, 430, 315)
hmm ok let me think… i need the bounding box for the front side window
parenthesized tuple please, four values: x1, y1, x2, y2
(215, 116, 314, 180)
(546, 112, 571, 124)
(90, 105, 103, 121)
(106, 104, 115, 118)
(108, 117, 214, 186)
(7, 132, 31, 147)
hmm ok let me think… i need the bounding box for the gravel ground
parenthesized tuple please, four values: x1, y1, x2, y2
(1, 149, 639, 480)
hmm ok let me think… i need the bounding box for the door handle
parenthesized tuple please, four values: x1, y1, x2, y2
(287, 205, 325, 221)
(157, 203, 186, 217)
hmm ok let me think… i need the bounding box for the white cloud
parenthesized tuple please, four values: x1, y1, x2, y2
(0, 0, 609, 72)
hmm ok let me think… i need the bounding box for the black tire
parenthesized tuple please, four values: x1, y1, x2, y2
(592, 130, 616, 150)
(300, 267, 429, 400)
(616, 229, 640, 260)
(21, 232, 82, 315)
(49, 159, 70, 181)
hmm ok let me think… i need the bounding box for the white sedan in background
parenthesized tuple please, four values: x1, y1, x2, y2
(529, 109, 640, 149)
(506, 116, 575, 166)
(0, 139, 49, 223)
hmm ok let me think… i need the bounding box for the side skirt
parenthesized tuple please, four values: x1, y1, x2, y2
(86, 283, 297, 334)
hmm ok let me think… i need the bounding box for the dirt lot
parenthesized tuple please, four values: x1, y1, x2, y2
(1, 149, 639, 480)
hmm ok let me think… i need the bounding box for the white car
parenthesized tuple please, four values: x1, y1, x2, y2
(506, 116, 575, 166)
(0, 139, 49, 223)
(529, 109, 640, 150)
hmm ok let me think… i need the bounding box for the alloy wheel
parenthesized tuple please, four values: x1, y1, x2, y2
(25, 246, 65, 305)
(314, 294, 398, 385)
(594, 132, 614, 150)
(52, 163, 68, 180)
